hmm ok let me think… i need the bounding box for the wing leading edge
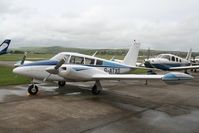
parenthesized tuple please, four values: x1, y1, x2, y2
(92, 74, 163, 80)
(169, 65, 199, 70)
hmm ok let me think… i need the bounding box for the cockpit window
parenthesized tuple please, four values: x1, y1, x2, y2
(85, 58, 95, 65)
(176, 58, 178, 62)
(70, 56, 84, 64)
(156, 54, 164, 58)
(162, 55, 170, 61)
(51, 54, 69, 63)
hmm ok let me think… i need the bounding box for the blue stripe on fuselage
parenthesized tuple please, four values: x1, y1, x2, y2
(102, 60, 129, 68)
(21, 60, 58, 67)
(152, 63, 189, 70)
(20, 60, 132, 69)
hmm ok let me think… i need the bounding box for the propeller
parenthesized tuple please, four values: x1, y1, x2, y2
(21, 52, 27, 65)
(43, 57, 66, 82)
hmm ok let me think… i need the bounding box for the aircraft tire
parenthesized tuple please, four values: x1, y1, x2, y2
(58, 81, 66, 87)
(28, 84, 38, 95)
(92, 85, 101, 95)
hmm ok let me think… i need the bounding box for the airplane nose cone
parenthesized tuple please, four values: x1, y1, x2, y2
(13, 67, 22, 74)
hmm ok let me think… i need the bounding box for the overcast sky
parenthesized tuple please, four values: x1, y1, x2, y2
(0, 0, 199, 51)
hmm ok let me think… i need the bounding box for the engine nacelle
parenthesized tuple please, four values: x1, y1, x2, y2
(58, 66, 107, 81)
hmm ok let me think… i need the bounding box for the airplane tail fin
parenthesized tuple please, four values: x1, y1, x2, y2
(123, 40, 141, 66)
(0, 39, 11, 55)
(186, 48, 192, 61)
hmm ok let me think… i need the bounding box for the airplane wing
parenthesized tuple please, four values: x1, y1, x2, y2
(92, 72, 193, 84)
(169, 65, 199, 70)
(92, 74, 163, 80)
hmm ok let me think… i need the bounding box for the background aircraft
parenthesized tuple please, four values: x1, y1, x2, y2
(13, 42, 193, 96)
(144, 49, 199, 72)
(0, 39, 11, 55)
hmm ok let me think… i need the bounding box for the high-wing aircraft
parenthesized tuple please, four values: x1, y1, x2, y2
(0, 39, 11, 55)
(144, 49, 199, 71)
(13, 42, 193, 95)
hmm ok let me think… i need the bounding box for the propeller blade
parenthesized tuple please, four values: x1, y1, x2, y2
(21, 52, 27, 65)
(46, 66, 59, 74)
(45, 57, 66, 74)
(55, 57, 66, 70)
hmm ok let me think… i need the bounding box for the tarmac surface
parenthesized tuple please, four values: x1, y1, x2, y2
(0, 72, 199, 133)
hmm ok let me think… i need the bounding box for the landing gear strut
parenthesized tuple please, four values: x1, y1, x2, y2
(58, 81, 66, 87)
(184, 70, 189, 74)
(92, 80, 102, 95)
(28, 84, 38, 95)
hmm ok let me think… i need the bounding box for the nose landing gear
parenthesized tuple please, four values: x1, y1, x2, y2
(58, 81, 66, 87)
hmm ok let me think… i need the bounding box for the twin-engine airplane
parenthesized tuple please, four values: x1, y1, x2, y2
(0, 39, 11, 55)
(13, 41, 193, 95)
(144, 49, 199, 71)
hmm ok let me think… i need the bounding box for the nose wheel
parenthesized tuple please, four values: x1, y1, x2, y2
(28, 84, 38, 95)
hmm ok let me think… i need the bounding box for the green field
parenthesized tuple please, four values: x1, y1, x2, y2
(0, 54, 53, 61)
(0, 66, 31, 86)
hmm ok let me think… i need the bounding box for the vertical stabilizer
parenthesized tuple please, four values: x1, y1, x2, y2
(186, 48, 192, 61)
(0, 39, 11, 55)
(123, 40, 141, 66)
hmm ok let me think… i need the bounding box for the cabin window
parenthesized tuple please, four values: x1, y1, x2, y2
(96, 60, 103, 65)
(70, 56, 84, 64)
(172, 56, 175, 62)
(179, 59, 182, 62)
(176, 58, 178, 62)
(85, 58, 95, 65)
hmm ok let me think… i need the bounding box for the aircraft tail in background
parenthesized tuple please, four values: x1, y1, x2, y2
(123, 40, 141, 66)
(0, 39, 11, 55)
(185, 48, 192, 61)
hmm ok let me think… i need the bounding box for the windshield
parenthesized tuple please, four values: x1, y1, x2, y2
(156, 54, 170, 60)
(156, 54, 164, 58)
(51, 53, 70, 63)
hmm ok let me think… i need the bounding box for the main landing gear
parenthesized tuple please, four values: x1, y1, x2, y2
(28, 84, 38, 95)
(91, 80, 102, 95)
(27, 80, 102, 96)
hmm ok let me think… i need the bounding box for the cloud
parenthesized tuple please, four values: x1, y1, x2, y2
(0, 0, 199, 51)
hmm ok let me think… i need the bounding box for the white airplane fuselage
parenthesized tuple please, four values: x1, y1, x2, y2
(13, 52, 135, 82)
(144, 54, 190, 70)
